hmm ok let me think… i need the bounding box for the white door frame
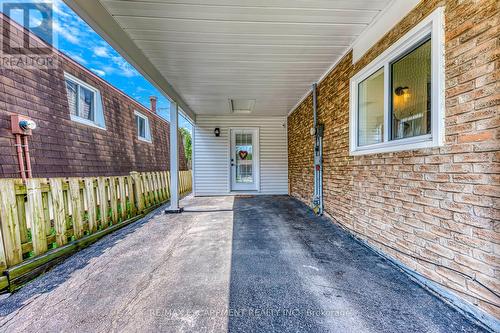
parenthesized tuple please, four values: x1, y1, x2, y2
(229, 127, 260, 192)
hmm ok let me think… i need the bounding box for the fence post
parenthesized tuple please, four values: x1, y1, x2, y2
(40, 180, 51, 237)
(126, 175, 136, 216)
(16, 191, 28, 243)
(97, 177, 109, 229)
(118, 177, 127, 221)
(49, 178, 67, 246)
(69, 178, 84, 239)
(26, 179, 48, 255)
(159, 171, 166, 201)
(142, 173, 151, 208)
(130, 172, 144, 213)
(109, 177, 119, 224)
(84, 178, 97, 233)
(0, 179, 22, 266)
(165, 171, 171, 199)
(154, 172, 161, 203)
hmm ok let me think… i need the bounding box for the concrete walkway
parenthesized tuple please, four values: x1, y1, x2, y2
(0, 196, 485, 333)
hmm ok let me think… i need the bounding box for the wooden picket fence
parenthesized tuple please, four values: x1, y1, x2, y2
(0, 170, 192, 291)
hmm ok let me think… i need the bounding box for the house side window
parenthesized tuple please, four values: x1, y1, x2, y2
(349, 8, 444, 155)
(64, 72, 106, 129)
(134, 111, 152, 142)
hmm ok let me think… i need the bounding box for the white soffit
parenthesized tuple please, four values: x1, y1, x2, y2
(73, 0, 396, 116)
(352, 0, 421, 62)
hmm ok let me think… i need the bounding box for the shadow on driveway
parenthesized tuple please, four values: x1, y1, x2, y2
(227, 196, 486, 333)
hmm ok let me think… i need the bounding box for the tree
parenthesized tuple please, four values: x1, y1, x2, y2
(179, 127, 192, 168)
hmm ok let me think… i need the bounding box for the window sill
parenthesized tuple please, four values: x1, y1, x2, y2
(350, 135, 439, 156)
(70, 115, 106, 130)
(138, 137, 153, 144)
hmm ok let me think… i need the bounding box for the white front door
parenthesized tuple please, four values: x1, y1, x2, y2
(230, 128, 259, 191)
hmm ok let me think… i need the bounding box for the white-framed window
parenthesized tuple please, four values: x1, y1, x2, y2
(134, 111, 152, 142)
(349, 7, 444, 156)
(64, 72, 106, 129)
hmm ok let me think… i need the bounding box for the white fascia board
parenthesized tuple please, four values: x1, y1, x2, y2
(351, 0, 421, 63)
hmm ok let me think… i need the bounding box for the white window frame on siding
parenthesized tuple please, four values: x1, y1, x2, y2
(64, 72, 106, 130)
(134, 110, 152, 143)
(349, 7, 444, 156)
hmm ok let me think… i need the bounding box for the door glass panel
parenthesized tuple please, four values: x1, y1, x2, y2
(235, 133, 253, 183)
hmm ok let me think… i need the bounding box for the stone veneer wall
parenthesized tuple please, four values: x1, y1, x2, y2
(288, 0, 499, 319)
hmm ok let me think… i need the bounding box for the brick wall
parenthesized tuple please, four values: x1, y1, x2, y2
(0, 13, 187, 178)
(288, 0, 499, 319)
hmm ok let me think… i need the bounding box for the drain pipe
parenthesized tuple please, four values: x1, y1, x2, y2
(11, 115, 36, 182)
(311, 83, 324, 215)
(23, 135, 33, 179)
(15, 134, 27, 182)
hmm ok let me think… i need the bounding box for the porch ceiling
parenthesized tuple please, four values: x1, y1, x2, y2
(65, 0, 393, 118)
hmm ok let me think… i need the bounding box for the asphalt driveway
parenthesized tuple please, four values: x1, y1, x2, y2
(0, 195, 486, 332)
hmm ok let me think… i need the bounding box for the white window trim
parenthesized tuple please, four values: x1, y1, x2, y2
(64, 72, 106, 130)
(349, 7, 444, 156)
(134, 110, 152, 143)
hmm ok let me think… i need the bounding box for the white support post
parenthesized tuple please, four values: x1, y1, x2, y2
(166, 102, 182, 213)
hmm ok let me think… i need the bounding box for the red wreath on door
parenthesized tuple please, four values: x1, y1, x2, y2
(239, 150, 248, 160)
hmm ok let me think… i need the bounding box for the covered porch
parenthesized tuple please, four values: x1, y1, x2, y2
(0, 195, 484, 332)
(1, 0, 497, 330)
(63, 0, 418, 199)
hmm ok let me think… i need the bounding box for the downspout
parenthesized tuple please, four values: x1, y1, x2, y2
(311, 83, 324, 215)
(313, 83, 317, 130)
(15, 134, 27, 182)
(23, 135, 33, 179)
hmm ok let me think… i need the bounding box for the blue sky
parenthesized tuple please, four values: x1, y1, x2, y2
(0, 0, 192, 130)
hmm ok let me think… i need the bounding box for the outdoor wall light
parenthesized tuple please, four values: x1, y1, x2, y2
(214, 127, 221, 137)
(394, 86, 409, 96)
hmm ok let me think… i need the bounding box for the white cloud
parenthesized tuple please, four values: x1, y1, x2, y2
(53, 0, 71, 18)
(100, 57, 138, 78)
(112, 56, 139, 78)
(91, 68, 106, 77)
(93, 46, 110, 58)
(53, 22, 79, 44)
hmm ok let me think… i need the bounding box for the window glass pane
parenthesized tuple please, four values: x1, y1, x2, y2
(65, 80, 78, 116)
(141, 118, 146, 138)
(136, 115, 146, 138)
(358, 68, 384, 146)
(391, 38, 431, 140)
(79, 86, 95, 121)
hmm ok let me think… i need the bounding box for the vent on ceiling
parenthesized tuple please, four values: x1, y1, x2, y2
(229, 99, 255, 114)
